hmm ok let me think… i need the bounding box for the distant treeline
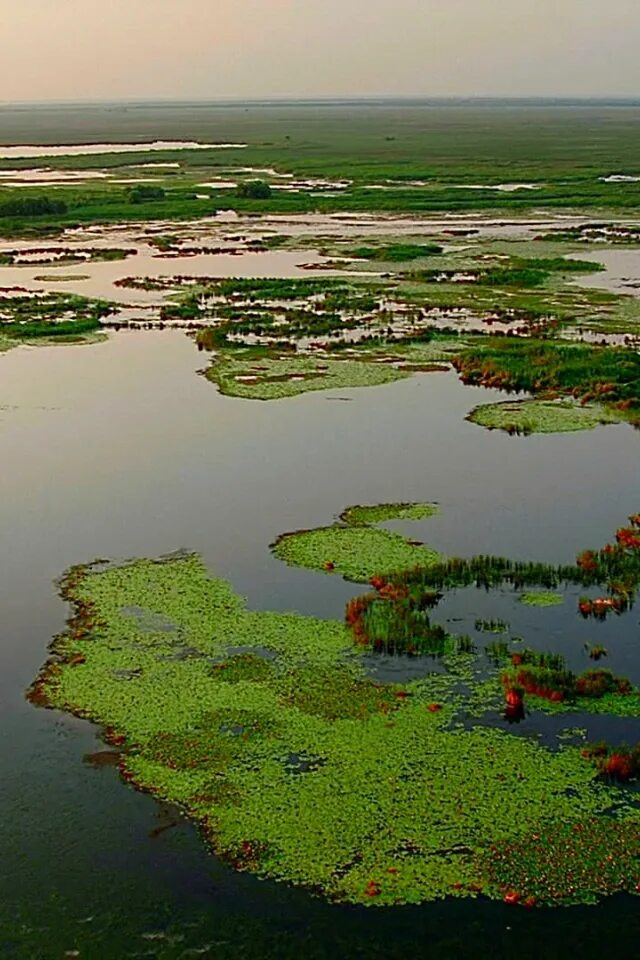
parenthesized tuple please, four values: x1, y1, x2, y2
(0, 196, 68, 218)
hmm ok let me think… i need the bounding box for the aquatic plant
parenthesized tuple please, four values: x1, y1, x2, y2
(207, 355, 409, 401)
(588, 645, 608, 661)
(272, 524, 440, 583)
(340, 502, 439, 526)
(501, 663, 632, 705)
(582, 742, 640, 782)
(454, 339, 640, 416)
(272, 502, 442, 583)
(29, 552, 640, 908)
(467, 399, 629, 435)
(520, 591, 564, 606)
(474, 618, 509, 634)
(484, 818, 640, 906)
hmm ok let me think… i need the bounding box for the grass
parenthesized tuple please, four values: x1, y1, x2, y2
(454, 339, 640, 415)
(3, 104, 640, 234)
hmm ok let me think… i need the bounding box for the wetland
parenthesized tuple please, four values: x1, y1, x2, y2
(3, 102, 640, 959)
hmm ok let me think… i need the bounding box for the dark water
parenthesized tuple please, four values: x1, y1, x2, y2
(1, 331, 640, 959)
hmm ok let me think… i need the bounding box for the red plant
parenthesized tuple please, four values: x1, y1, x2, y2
(577, 550, 598, 573)
(505, 687, 523, 708)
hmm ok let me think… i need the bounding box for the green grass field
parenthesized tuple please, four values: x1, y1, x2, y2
(1, 102, 640, 233)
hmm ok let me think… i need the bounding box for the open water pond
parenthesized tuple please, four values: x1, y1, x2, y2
(569, 247, 640, 295)
(1, 330, 640, 958)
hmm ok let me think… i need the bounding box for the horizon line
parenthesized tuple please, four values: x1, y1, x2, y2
(2, 94, 640, 109)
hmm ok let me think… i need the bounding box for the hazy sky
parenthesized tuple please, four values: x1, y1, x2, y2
(1, 0, 638, 102)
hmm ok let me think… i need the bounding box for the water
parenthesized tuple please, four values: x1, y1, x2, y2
(1, 331, 639, 958)
(569, 247, 640, 295)
(0, 142, 247, 160)
(0, 244, 330, 305)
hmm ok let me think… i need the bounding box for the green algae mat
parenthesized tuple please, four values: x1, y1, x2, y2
(30, 506, 640, 909)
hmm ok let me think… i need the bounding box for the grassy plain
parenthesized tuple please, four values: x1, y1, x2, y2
(2, 103, 640, 234)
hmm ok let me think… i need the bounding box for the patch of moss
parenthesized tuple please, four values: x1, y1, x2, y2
(467, 399, 629, 435)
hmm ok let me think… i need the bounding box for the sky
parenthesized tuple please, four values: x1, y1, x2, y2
(1, 0, 638, 102)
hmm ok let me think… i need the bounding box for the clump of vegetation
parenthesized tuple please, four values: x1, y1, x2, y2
(31, 544, 638, 905)
(582, 742, 640, 782)
(30, 545, 640, 909)
(236, 180, 272, 200)
(273, 524, 441, 583)
(340, 502, 439, 526)
(348, 242, 443, 262)
(454, 339, 640, 417)
(207, 354, 409, 401)
(128, 185, 166, 203)
(0, 195, 67, 218)
(346, 582, 453, 657)
(475, 618, 509, 634)
(588, 645, 608, 661)
(520, 591, 564, 606)
(0, 291, 114, 341)
(477, 256, 603, 289)
(502, 663, 632, 705)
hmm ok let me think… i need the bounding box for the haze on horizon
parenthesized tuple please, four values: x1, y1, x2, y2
(1, 0, 638, 104)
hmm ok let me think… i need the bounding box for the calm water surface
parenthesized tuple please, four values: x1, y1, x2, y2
(1, 331, 639, 959)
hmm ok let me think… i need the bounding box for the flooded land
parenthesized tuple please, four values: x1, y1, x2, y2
(2, 103, 640, 959)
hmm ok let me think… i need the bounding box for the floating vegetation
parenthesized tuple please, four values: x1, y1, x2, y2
(272, 525, 441, 583)
(474, 618, 510, 634)
(520, 592, 564, 606)
(208, 354, 409, 401)
(340, 502, 439, 526)
(485, 819, 640, 906)
(467, 399, 630, 435)
(29, 524, 640, 909)
(588, 645, 608, 661)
